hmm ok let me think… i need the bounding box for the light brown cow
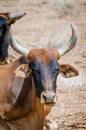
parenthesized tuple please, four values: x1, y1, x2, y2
(0, 25, 79, 130)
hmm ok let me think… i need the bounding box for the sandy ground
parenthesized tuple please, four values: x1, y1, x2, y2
(0, 0, 86, 129)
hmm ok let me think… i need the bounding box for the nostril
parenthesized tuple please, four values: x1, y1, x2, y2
(52, 94, 55, 99)
(43, 94, 47, 101)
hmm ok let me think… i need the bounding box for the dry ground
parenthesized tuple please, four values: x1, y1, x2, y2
(0, 0, 86, 129)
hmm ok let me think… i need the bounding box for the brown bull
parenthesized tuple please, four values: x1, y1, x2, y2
(0, 25, 79, 130)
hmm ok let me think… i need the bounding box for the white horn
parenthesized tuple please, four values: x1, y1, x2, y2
(58, 24, 77, 56)
(9, 28, 29, 56)
(8, 12, 26, 20)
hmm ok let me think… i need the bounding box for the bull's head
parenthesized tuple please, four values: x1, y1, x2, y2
(11, 25, 79, 105)
(0, 12, 26, 64)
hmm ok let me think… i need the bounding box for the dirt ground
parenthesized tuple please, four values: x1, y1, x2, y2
(0, 0, 86, 129)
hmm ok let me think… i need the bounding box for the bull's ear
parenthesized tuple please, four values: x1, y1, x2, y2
(14, 64, 31, 78)
(60, 64, 79, 78)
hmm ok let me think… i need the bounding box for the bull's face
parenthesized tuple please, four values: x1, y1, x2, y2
(15, 49, 79, 105)
(29, 49, 60, 105)
(28, 49, 79, 105)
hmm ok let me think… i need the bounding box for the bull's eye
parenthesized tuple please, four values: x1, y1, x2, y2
(53, 69, 59, 74)
(32, 69, 39, 75)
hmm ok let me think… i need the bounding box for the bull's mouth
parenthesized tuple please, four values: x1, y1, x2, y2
(45, 101, 56, 105)
(41, 100, 56, 106)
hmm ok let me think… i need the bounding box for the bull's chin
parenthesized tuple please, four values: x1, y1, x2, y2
(41, 101, 56, 106)
(45, 102, 56, 106)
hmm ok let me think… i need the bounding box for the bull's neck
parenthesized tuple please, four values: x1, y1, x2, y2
(16, 75, 37, 109)
(5, 75, 40, 121)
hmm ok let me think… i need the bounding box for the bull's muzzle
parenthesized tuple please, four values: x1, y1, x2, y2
(41, 91, 56, 105)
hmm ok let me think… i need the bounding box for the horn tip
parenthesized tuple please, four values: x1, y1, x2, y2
(71, 23, 77, 34)
(71, 23, 75, 32)
(71, 23, 77, 41)
(23, 12, 26, 16)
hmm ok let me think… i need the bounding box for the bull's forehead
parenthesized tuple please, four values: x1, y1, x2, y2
(28, 48, 60, 64)
(0, 16, 7, 27)
(0, 15, 8, 20)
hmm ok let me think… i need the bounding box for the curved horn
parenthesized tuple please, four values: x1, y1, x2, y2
(0, 12, 26, 21)
(58, 24, 77, 56)
(8, 12, 26, 20)
(7, 12, 26, 24)
(9, 29, 29, 56)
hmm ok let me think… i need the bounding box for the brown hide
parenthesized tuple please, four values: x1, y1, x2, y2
(28, 48, 60, 62)
(0, 56, 45, 130)
(0, 117, 10, 130)
(4, 74, 46, 130)
(0, 56, 28, 118)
